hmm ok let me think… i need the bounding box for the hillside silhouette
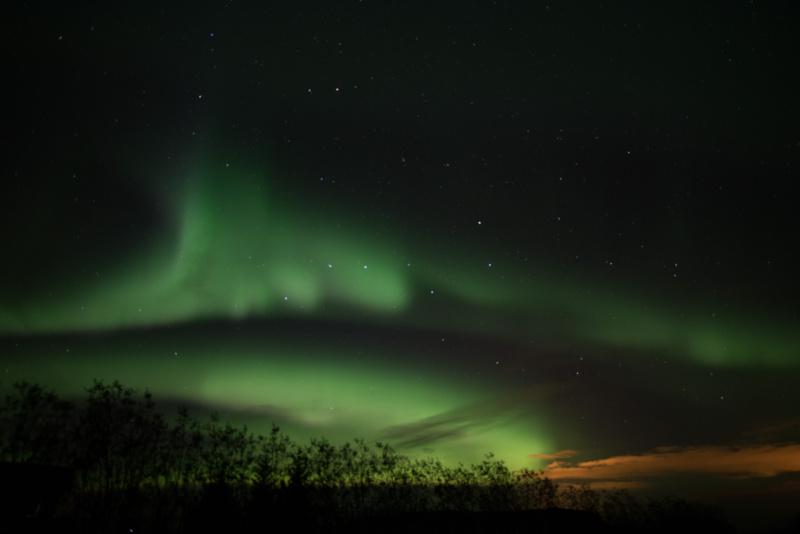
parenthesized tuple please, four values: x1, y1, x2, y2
(0, 381, 735, 533)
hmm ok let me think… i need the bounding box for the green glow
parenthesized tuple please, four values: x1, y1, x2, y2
(571, 297, 800, 368)
(1, 341, 553, 469)
(0, 161, 798, 372)
(1, 160, 798, 471)
(0, 167, 409, 331)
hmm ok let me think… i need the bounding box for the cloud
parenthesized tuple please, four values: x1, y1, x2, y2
(529, 449, 579, 460)
(544, 443, 800, 484)
(382, 405, 500, 449)
(380, 396, 537, 449)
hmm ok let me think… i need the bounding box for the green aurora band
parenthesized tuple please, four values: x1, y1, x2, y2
(1, 162, 798, 467)
(1, 164, 796, 368)
(2, 336, 553, 469)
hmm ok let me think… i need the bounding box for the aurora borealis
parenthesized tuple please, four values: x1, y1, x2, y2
(4, 1, 800, 528)
(4, 163, 797, 368)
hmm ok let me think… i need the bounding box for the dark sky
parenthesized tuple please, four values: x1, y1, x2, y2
(3, 1, 800, 527)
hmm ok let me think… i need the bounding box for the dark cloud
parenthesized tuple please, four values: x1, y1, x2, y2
(381, 397, 530, 449)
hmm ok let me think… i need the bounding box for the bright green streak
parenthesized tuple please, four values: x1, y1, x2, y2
(0, 162, 798, 371)
(0, 169, 408, 331)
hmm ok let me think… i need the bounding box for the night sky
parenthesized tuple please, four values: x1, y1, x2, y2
(3, 1, 800, 524)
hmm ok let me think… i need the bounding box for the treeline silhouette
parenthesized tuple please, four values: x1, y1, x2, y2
(0, 381, 733, 533)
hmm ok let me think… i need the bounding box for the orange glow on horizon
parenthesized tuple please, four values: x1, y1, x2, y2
(543, 443, 800, 484)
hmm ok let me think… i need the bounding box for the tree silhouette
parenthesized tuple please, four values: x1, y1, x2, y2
(73, 381, 166, 495)
(0, 382, 74, 465)
(0, 380, 735, 533)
